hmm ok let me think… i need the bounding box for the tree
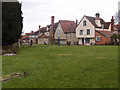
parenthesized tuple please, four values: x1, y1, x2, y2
(111, 34, 120, 45)
(114, 12, 119, 24)
(2, 1, 23, 46)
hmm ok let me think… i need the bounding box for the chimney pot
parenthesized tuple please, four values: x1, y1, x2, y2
(76, 18, 78, 26)
(95, 13, 100, 19)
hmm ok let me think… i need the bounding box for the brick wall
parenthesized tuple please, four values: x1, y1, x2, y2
(95, 31, 111, 45)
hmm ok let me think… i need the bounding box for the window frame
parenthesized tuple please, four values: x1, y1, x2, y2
(96, 36, 101, 41)
(80, 30, 83, 35)
(83, 21, 86, 26)
(87, 29, 90, 35)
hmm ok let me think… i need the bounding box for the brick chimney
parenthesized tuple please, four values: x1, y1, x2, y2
(31, 31, 34, 34)
(111, 16, 114, 31)
(76, 19, 78, 26)
(51, 16, 54, 25)
(39, 25, 41, 32)
(49, 16, 55, 44)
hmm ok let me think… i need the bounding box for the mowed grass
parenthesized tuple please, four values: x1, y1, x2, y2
(2, 45, 118, 88)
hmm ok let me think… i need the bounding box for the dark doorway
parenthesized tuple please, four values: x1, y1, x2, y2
(82, 38, 84, 45)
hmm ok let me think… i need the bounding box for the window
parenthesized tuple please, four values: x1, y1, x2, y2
(85, 38, 90, 43)
(67, 33, 71, 36)
(80, 30, 83, 35)
(87, 29, 90, 35)
(83, 21, 86, 26)
(96, 36, 100, 41)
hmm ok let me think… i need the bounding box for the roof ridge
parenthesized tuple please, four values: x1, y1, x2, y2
(59, 20, 75, 22)
(85, 16, 95, 18)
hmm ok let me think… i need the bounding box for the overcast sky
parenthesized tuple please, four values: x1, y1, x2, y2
(18, 0, 119, 34)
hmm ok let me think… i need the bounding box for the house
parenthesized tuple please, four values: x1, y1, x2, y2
(37, 16, 58, 44)
(37, 27, 49, 44)
(76, 13, 117, 45)
(20, 35, 29, 44)
(95, 30, 118, 45)
(38, 16, 78, 45)
(54, 20, 78, 45)
(20, 30, 40, 45)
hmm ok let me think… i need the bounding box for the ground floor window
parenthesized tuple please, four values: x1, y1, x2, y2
(85, 38, 90, 43)
(96, 36, 100, 41)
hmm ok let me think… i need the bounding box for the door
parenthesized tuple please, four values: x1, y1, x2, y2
(82, 38, 84, 45)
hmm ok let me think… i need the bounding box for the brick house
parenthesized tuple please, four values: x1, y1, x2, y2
(20, 30, 40, 45)
(37, 27, 49, 44)
(95, 30, 117, 45)
(76, 13, 117, 45)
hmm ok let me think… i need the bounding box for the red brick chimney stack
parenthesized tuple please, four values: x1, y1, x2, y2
(39, 25, 41, 30)
(76, 19, 78, 26)
(111, 16, 114, 32)
(49, 16, 55, 44)
(39, 25, 41, 32)
(51, 16, 54, 25)
(31, 31, 34, 34)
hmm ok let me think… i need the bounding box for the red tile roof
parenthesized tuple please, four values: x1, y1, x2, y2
(39, 34, 49, 38)
(104, 22, 111, 29)
(25, 33, 31, 36)
(59, 20, 76, 33)
(40, 27, 47, 32)
(85, 16, 110, 29)
(114, 24, 120, 30)
(47, 23, 58, 32)
(96, 30, 119, 38)
(39, 23, 58, 33)
(20, 36, 29, 40)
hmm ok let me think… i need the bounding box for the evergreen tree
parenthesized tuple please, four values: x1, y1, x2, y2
(2, 1, 23, 45)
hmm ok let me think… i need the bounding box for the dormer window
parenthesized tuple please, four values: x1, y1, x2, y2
(83, 21, 86, 26)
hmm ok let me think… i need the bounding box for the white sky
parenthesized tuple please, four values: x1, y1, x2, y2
(18, 0, 119, 33)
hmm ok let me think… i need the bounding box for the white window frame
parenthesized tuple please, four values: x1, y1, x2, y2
(83, 21, 86, 26)
(80, 30, 83, 35)
(87, 29, 90, 35)
(96, 36, 100, 41)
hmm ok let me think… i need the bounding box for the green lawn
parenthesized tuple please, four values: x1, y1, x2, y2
(2, 45, 118, 88)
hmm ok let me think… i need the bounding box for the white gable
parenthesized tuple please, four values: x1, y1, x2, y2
(54, 22, 66, 39)
(76, 16, 95, 38)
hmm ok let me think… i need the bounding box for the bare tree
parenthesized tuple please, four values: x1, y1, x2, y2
(114, 12, 119, 24)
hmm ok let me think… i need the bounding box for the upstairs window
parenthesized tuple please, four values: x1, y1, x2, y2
(67, 33, 71, 36)
(83, 21, 86, 26)
(96, 36, 100, 41)
(87, 29, 90, 35)
(80, 30, 83, 35)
